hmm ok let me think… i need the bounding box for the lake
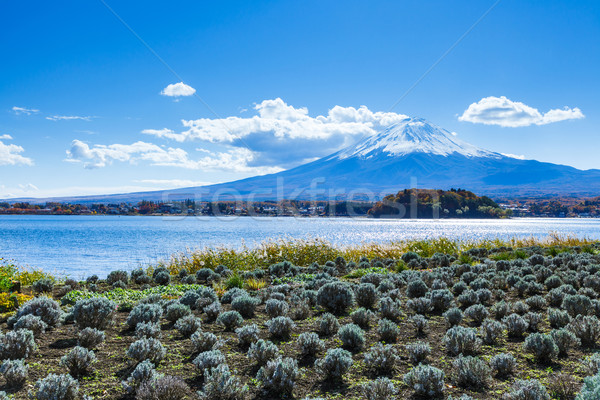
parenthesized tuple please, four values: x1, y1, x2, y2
(1, 215, 599, 278)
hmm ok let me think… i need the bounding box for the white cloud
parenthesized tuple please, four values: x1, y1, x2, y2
(0, 184, 182, 199)
(46, 115, 94, 121)
(0, 138, 34, 166)
(18, 183, 39, 191)
(65, 139, 280, 174)
(147, 98, 409, 143)
(501, 153, 526, 160)
(141, 128, 175, 138)
(160, 82, 196, 97)
(0, 134, 13, 140)
(12, 106, 39, 115)
(458, 96, 584, 127)
(135, 179, 215, 188)
(142, 98, 409, 168)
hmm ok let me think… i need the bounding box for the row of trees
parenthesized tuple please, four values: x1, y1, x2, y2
(367, 188, 510, 219)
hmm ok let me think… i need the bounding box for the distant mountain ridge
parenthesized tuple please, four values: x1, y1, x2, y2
(7, 117, 600, 203)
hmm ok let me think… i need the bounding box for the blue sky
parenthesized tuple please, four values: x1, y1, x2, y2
(1, 0, 598, 198)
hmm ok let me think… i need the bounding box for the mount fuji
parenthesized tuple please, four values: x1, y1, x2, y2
(13, 117, 600, 202)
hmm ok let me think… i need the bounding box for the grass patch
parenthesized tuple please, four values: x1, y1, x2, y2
(161, 233, 597, 275)
(343, 267, 390, 279)
(60, 284, 201, 306)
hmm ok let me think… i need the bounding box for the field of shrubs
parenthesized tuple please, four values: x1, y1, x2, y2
(3, 241, 600, 399)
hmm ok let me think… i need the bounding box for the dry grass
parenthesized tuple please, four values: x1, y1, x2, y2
(160, 233, 598, 274)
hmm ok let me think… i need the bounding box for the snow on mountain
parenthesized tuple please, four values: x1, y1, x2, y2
(335, 117, 500, 159)
(8, 117, 600, 203)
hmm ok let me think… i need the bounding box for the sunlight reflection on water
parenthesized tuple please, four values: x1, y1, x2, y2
(1, 215, 598, 277)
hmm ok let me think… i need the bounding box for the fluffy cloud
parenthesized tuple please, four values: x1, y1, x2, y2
(65, 139, 280, 174)
(0, 134, 12, 140)
(12, 106, 39, 115)
(161, 82, 196, 97)
(458, 96, 584, 127)
(46, 115, 94, 121)
(0, 139, 33, 166)
(142, 98, 409, 167)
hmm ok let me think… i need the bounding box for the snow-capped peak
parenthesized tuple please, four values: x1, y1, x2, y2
(336, 117, 500, 159)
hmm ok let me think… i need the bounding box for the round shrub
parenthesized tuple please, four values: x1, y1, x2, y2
(548, 308, 571, 329)
(248, 339, 280, 366)
(14, 314, 47, 337)
(452, 355, 491, 388)
(0, 359, 28, 388)
(217, 311, 244, 331)
(404, 364, 445, 397)
(191, 331, 222, 353)
(297, 332, 324, 357)
(506, 379, 550, 400)
(362, 377, 397, 400)
(523, 333, 558, 363)
(406, 341, 431, 365)
(72, 297, 116, 330)
(153, 270, 171, 285)
(407, 297, 432, 315)
(127, 337, 166, 365)
(464, 304, 489, 326)
(179, 290, 200, 308)
(317, 313, 340, 336)
(15, 297, 62, 328)
(135, 321, 162, 339)
(31, 373, 79, 400)
(107, 270, 128, 285)
(551, 328, 580, 356)
(503, 313, 529, 339)
(490, 353, 517, 377)
(193, 350, 226, 374)
(122, 360, 158, 394)
(164, 303, 191, 323)
(235, 324, 260, 347)
(203, 301, 222, 322)
(136, 375, 191, 400)
(377, 319, 400, 343)
(32, 278, 54, 294)
(256, 357, 298, 396)
(78, 327, 105, 349)
(406, 279, 428, 298)
(364, 343, 398, 375)
(351, 308, 374, 329)
(338, 323, 365, 350)
(481, 319, 505, 345)
(355, 283, 378, 309)
(60, 346, 96, 377)
(443, 326, 481, 356)
(568, 315, 600, 347)
(379, 296, 402, 321)
(126, 303, 163, 330)
(444, 307, 463, 327)
(429, 289, 454, 312)
(577, 371, 600, 400)
(174, 315, 202, 338)
(411, 314, 428, 336)
(562, 294, 593, 317)
(266, 316, 296, 340)
(316, 282, 354, 314)
(198, 364, 248, 400)
(265, 299, 289, 318)
(315, 348, 353, 380)
(0, 329, 36, 360)
(231, 295, 260, 318)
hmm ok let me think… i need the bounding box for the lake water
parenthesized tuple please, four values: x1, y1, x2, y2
(1, 215, 599, 278)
